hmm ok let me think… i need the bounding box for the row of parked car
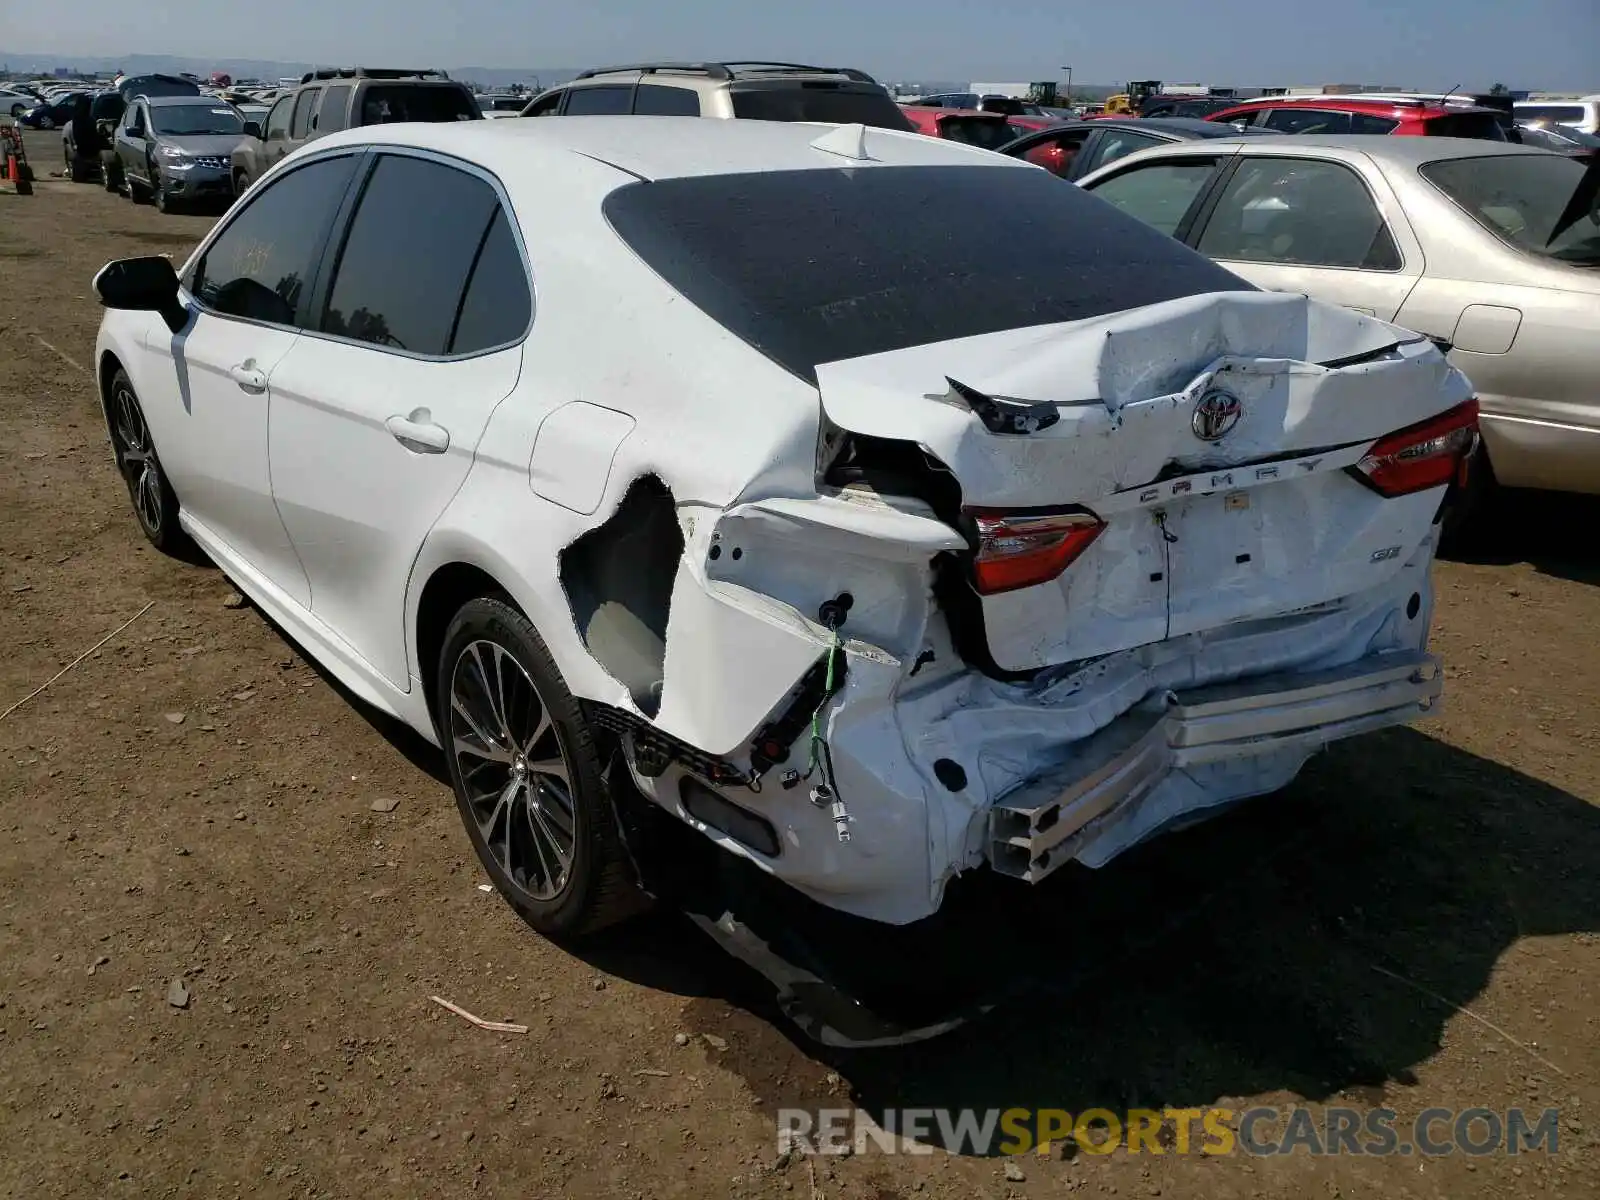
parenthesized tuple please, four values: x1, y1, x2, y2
(84, 59, 1596, 1040)
(53, 61, 1600, 517)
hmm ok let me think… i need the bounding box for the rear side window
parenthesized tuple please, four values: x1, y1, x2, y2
(1261, 107, 1352, 134)
(730, 85, 915, 131)
(320, 155, 504, 356)
(633, 84, 699, 116)
(317, 85, 351, 133)
(603, 165, 1246, 382)
(357, 84, 479, 124)
(290, 88, 319, 138)
(563, 85, 633, 116)
(1350, 113, 1400, 134)
(450, 209, 533, 354)
(191, 155, 359, 326)
(1425, 112, 1507, 140)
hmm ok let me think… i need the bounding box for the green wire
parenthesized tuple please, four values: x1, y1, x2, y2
(807, 629, 842, 778)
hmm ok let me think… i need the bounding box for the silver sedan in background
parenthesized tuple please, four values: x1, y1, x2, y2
(1076, 136, 1600, 530)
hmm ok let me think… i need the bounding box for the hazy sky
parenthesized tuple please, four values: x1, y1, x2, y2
(8, 0, 1598, 89)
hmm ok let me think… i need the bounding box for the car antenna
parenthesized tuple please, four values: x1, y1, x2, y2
(810, 123, 874, 161)
(1440, 83, 1462, 102)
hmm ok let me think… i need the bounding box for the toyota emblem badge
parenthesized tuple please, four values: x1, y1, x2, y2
(1192, 388, 1243, 442)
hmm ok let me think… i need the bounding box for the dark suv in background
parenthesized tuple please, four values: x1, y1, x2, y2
(229, 67, 480, 194)
(65, 73, 201, 185)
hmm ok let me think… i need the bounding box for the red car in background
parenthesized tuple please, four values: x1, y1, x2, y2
(1205, 96, 1507, 138)
(900, 105, 1056, 151)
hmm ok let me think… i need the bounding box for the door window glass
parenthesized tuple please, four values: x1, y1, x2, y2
(1081, 129, 1162, 173)
(449, 208, 533, 354)
(562, 86, 633, 116)
(1197, 157, 1403, 270)
(190, 155, 360, 326)
(1260, 107, 1353, 134)
(320, 154, 500, 355)
(265, 96, 293, 139)
(633, 84, 700, 116)
(1085, 160, 1219, 235)
(290, 88, 320, 138)
(317, 85, 352, 133)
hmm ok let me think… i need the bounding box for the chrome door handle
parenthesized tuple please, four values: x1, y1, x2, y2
(228, 362, 267, 392)
(386, 409, 450, 454)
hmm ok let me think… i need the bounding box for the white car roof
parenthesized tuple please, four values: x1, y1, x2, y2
(305, 114, 1027, 181)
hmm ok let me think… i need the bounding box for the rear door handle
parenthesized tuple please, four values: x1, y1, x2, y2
(228, 362, 267, 392)
(386, 409, 450, 455)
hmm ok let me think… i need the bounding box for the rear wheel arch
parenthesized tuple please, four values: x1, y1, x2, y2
(414, 561, 515, 731)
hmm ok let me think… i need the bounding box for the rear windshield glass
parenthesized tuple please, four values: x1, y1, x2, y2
(357, 84, 479, 124)
(1424, 112, 1507, 140)
(1421, 153, 1600, 264)
(123, 78, 200, 100)
(152, 104, 245, 135)
(604, 165, 1248, 381)
(730, 85, 915, 131)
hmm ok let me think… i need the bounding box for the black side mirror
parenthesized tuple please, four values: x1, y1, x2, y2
(94, 256, 187, 334)
(244, 121, 262, 138)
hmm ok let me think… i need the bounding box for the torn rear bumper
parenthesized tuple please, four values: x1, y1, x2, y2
(988, 649, 1442, 884)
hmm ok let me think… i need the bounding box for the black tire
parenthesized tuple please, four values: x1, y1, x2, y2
(1438, 440, 1498, 557)
(232, 169, 250, 198)
(37, 114, 55, 130)
(102, 157, 122, 192)
(105, 368, 194, 557)
(66, 147, 93, 183)
(152, 166, 175, 213)
(438, 597, 640, 939)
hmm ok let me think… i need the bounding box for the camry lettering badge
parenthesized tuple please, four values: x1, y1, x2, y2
(1192, 388, 1243, 442)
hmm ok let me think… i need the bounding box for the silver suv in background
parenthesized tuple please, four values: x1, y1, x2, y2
(229, 67, 481, 195)
(518, 61, 915, 129)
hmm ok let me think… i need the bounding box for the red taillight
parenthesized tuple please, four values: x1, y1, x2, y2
(970, 509, 1105, 595)
(1353, 399, 1479, 497)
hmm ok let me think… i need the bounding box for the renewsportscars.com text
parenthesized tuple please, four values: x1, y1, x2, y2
(778, 1106, 1561, 1158)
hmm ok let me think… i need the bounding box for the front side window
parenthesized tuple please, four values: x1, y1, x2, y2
(562, 85, 633, 116)
(150, 104, 244, 136)
(290, 88, 319, 138)
(1081, 129, 1162, 173)
(633, 84, 700, 116)
(317, 85, 352, 133)
(604, 165, 1245, 382)
(265, 96, 293, 138)
(1086, 160, 1220, 235)
(522, 89, 564, 116)
(189, 154, 360, 326)
(1196, 156, 1402, 270)
(320, 154, 510, 355)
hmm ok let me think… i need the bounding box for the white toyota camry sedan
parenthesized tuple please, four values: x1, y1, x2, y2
(92, 116, 1475, 939)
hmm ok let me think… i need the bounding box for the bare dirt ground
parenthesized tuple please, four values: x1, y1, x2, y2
(2, 142, 1598, 1199)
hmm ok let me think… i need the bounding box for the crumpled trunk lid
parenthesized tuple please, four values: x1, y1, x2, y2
(815, 291, 1471, 673)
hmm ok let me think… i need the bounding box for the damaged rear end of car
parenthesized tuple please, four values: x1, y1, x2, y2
(572, 154, 1474, 929)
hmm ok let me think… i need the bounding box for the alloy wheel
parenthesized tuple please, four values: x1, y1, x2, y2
(111, 381, 164, 536)
(449, 639, 578, 901)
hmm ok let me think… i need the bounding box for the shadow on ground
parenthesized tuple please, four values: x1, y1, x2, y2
(228, 553, 1597, 1153)
(1442, 487, 1600, 586)
(576, 728, 1600, 1151)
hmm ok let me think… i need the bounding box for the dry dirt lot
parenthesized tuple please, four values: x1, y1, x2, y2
(2, 145, 1598, 1199)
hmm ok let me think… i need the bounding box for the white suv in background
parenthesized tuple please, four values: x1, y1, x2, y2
(518, 61, 915, 129)
(1513, 96, 1600, 135)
